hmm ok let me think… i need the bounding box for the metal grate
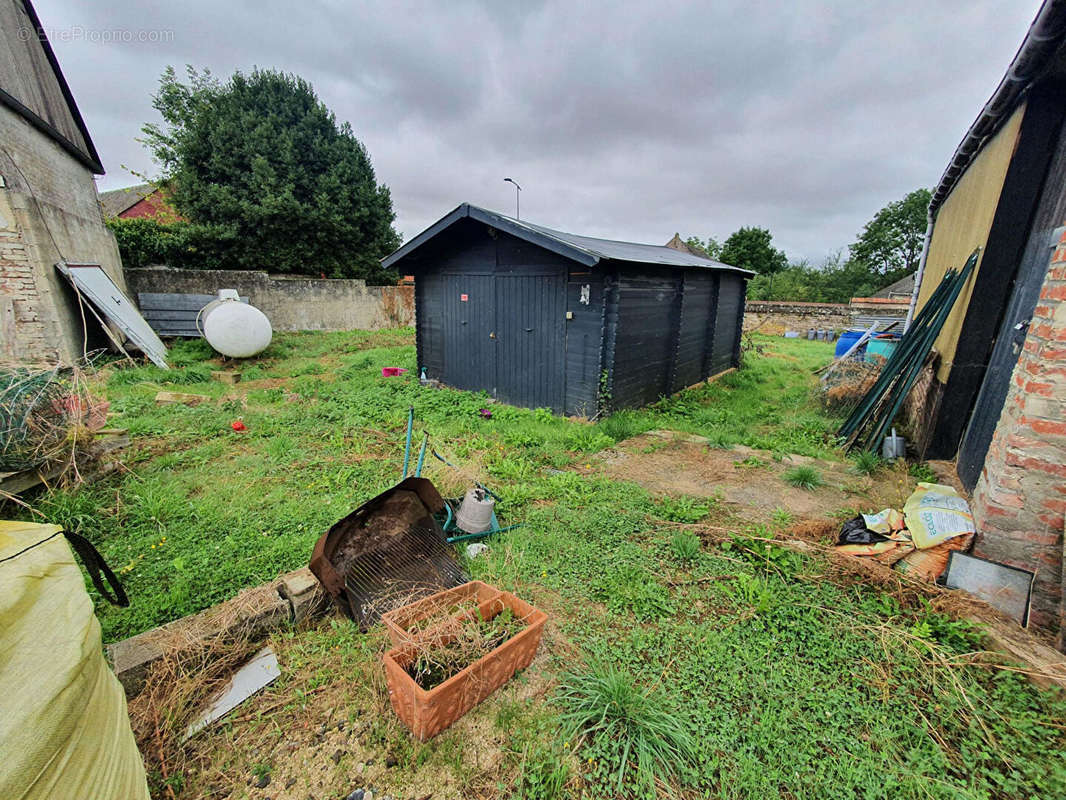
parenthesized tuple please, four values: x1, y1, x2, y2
(345, 525, 467, 628)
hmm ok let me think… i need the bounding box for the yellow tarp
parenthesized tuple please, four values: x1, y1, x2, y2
(0, 520, 149, 800)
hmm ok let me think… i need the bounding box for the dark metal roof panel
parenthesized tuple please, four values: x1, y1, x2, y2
(382, 203, 755, 276)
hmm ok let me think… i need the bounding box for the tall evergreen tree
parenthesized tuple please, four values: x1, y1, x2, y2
(142, 67, 401, 282)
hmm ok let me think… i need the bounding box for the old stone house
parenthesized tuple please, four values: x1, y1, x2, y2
(0, 0, 128, 364)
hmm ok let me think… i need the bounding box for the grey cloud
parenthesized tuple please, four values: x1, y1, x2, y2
(33, 0, 1041, 262)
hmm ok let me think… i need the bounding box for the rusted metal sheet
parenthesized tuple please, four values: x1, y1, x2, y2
(309, 477, 466, 628)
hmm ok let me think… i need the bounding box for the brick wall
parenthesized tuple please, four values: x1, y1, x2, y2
(0, 215, 53, 361)
(971, 225, 1066, 642)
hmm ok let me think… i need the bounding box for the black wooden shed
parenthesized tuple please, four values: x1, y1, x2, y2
(383, 204, 753, 416)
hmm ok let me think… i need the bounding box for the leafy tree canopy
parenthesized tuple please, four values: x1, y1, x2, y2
(719, 226, 788, 279)
(684, 235, 722, 260)
(141, 66, 401, 282)
(745, 253, 886, 303)
(848, 188, 930, 279)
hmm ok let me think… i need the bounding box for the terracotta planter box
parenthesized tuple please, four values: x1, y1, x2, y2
(383, 589, 547, 741)
(381, 580, 502, 647)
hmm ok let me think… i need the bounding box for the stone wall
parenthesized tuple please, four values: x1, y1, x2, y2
(971, 225, 1066, 642)
(0, 106, 127, 364)
(743, 299, 908, 336)
(124, 266, 414, 332)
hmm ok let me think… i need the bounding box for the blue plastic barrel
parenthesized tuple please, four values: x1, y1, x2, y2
(835, 330, 866, 358)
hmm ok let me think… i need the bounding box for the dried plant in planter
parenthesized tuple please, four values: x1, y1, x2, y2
(378, 580, 503, 648)
(383, 589, 548, 740)
(405, 607, 527, 690)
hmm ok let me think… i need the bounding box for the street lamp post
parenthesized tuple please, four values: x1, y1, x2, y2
(504, 177, 521, 219)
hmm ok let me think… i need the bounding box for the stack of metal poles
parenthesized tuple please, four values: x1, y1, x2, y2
(838, 248, 980, 454)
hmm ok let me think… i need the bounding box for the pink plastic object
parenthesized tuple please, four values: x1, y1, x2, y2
(381, 367, 408, 377)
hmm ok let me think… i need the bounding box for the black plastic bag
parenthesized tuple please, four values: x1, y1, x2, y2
(837, 516, 890, 546)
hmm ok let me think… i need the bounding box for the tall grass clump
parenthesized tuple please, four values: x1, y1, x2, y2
(851, 450, 882, 476)
(783, 465, 822, 490)
(557, 662, 697, 794)
(597, 410, 649, 443)
(669, 530, 701, 564)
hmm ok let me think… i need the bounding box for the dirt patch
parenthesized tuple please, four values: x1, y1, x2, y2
(240, 377, 291, 391)
(594, 430, 909, 524)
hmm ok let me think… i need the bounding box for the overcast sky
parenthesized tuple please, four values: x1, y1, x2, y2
(35, 0, 1039, 263)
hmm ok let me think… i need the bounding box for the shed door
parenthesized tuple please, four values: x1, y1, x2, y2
(494, 274, 565, 412)
(441, 275, 496, 394)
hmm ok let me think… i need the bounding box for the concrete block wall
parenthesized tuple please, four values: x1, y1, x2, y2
(124, 267, 414, 332)
(971, 225, 1066, 642)
(0, 105, 128, 365)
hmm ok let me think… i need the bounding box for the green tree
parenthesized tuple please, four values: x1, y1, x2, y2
(848, 188, 930, 279)
(719, 226, 788, 290)
(141, 66, 401, 282)
(684, 235, 722, 260)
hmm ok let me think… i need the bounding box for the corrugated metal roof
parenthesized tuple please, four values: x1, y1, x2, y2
(382, 203, 755, 276)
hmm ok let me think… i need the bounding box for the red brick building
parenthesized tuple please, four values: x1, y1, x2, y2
(99, 183, 181, 222)
(907, 0, 1066, 644)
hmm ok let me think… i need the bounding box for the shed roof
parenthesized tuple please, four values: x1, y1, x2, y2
(383, 203, 755, 276)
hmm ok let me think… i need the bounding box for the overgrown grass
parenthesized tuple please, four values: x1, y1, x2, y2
(556, 661, 699, 795)
(14, 329, 1066, 800)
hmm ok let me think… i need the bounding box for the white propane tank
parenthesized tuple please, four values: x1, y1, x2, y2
(199, 290, 273, 358)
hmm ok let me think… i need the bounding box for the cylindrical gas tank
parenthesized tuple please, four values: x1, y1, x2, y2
(200, 290, 272, 358)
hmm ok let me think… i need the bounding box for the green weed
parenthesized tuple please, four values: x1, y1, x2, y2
(669, 530, 701, 563)
(770, 507, 794, 528)
(909, 461, 938, 483)
(851, 450, 882, 476)
(556, 661, 697, 795)
(515, 739, 570, 800)
(564, 427, 614, 453)
(597, 410, 649, 443)
(783, 465, 823, 490)
(731, 572, 775, 614)
(597, 563, 674, 620)
(654, 494, 714, 523)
